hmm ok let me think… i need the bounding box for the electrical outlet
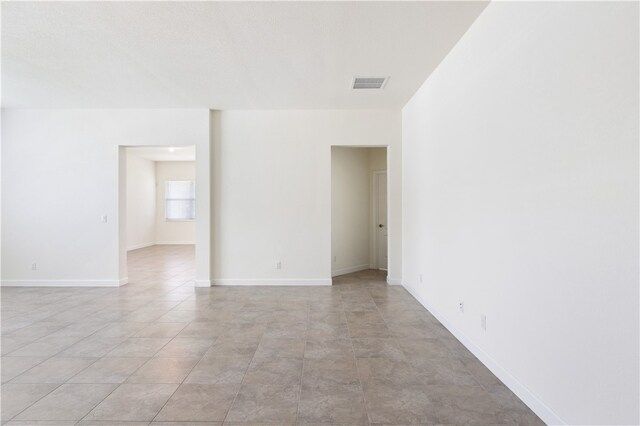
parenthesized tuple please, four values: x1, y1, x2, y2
(276, 261, 282, 270)
(419, 273, 423, 283)
(31, 263, 37, 271)
(458, 301, 464, 313)
(333, 256, 337, 263)
(481, 314, 487, 330)
(101, 215, 108, 223)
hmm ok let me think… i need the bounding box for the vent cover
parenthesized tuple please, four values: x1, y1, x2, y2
(352, 77, 387, 89)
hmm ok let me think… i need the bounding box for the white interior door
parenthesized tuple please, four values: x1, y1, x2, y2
(376, 172, 388, 270)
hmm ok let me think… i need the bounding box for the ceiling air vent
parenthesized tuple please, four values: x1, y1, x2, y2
(352, 77, 387, 89)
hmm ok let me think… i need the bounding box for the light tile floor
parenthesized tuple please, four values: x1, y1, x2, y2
(1, 245, 544, 425)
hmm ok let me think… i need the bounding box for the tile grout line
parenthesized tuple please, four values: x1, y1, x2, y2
(294, 300, 311, 424)
(70, 251, 195, 423)
(3, 307, 121, 421)
(5, 382, 66, 422)
(76, 317, 203, 423)
(148, 346, 206, 423)
(220, 320, 264, 424)
(3, 292, 104, 358)
(342, 283, 373, 426)
(150, 316, 220, 424)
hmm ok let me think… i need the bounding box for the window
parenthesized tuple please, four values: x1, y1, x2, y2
(165, 180, 195, 221)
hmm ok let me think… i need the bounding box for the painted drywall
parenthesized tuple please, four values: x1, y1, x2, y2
(331, 147, 371, 276)
(369, 147, 387, 172)
(210, 110, 401, 285)
(1, 109, 211, 286)
(3, 2, 489, 109)
(155, 161, 196, 245)
(402, 2, 638, 424)
(126, 152, 156, 250)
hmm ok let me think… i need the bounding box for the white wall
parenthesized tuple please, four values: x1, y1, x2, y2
(369, 147, 386, 172)
(126, 152, 156, 250)
(331, 147, 371, 276)
(211, 110, 401, 285)
(402, 2, 638, 425)
(155, 161, 196, 245)
(1, 109, 211, 286)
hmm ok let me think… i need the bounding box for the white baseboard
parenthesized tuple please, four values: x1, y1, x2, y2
(211, 278, 332, 286)
(194, 280, 211, 288)
(386, 277, 402, 285)
(127, 242, 155, 251)
(402, 281, 564, 426)
(331, 264, 370, 277)
(155, 241, 195, 245)
(1, 279, 125, 287)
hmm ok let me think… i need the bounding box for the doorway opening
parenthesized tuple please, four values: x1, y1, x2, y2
(122, 146, 196, 289)
(331, 146, 388, 285)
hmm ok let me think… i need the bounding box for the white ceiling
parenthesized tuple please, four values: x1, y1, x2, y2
(1, 1, 488, 109)
(128, 146, 196, 162)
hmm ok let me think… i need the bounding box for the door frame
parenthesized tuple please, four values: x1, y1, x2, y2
(118, 143, 211, 287)
(371, 170, 388, 271)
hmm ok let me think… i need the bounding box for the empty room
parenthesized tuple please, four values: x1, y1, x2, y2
(1, 1, 638, 426)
